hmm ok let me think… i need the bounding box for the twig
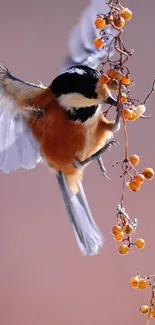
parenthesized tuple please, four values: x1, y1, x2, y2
(143, 79, 155, 105)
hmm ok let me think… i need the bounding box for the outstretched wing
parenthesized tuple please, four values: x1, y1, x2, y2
(0, 64, 46, 173)
(62, 0, 118, 70)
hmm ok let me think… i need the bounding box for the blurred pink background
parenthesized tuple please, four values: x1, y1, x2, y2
(0, 0, 155, 324)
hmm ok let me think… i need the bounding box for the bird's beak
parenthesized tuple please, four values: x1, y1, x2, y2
(104, 95, 117, 106)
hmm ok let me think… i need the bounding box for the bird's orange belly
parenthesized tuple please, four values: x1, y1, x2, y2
(29, 112, 88, 174)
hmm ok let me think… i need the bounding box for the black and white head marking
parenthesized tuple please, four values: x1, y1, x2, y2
(50, 65, 115, 123)
(50, 65, 102, 109)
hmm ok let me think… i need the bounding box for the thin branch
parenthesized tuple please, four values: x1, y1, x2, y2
(143, 79, 155, 105)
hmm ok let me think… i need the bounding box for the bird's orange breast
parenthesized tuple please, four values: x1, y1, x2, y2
(27, 98, 87, 174)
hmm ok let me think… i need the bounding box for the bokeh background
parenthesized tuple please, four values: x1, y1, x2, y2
(0, 0, 155, 324)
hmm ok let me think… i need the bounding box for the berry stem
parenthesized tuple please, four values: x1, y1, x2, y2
(123, 118, 129, 160)
(121, 172, 126, 207)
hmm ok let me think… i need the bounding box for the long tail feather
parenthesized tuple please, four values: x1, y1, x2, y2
(56, 171, 104, 256)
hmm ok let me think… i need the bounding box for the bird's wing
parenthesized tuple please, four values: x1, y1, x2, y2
(0, 64, 46, 173)
(62, 0, 118, 70)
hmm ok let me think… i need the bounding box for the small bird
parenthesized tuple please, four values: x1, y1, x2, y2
(0, 63, 120, 255)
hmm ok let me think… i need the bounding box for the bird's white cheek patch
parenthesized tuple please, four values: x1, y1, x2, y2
(58, 93, 101, 109)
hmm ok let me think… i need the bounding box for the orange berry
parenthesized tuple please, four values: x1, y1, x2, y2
(135, 238, 145, 249)
(121, 8, 133, 20)
(99, 74, 110, 84)
(138, 278, 148, 290)
(94, 17, 106, 29)
(106, 69, 116, 79)
(94, 38, 104, 48)
(113, 232, 124, 241)
(113, 70, 123, 81)
(118, 244, 130, 255)
(129, 180, 141, 192)
(150, 308, 155, 318)
(114, 16, 125, 28)
(129, 154, 140, 165)
(119, 93, 128, 103)
(123, 224, 133, 235)
(121, 108, 133, 120)
(111, 225, 122, 236)
(150, 310, 155, 319)
(121, 74, 131, 85)
(134, 174, 145, 185)
(140, 305, 149, 315)
(130, 276, 139, 288)
(128, 110, 137, 121)
(143, 167, 154, 180)
(108, 79, 119, 90)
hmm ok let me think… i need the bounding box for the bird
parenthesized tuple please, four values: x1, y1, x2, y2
(0, 63, 120, 256)
(0, 0, 121, 256)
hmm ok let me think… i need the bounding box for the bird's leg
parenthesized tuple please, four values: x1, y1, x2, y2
(73, 107, 120, 177)
(73, 140, 118, 178)
(110, 105, 121, 132)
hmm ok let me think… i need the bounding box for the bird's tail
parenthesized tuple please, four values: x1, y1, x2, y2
(56, 171, 104, 256)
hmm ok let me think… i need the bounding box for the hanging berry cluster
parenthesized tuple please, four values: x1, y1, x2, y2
(93, 1, 155, 322)
(130, 274, 155, 324)
(93, 0, 155, 253)
(111, 204, 145, 256)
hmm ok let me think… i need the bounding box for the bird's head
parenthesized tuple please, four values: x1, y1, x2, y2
(50, 65, 117, 110)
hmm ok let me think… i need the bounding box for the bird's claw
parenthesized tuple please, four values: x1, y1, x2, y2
(103, 140, 119, 152)
(89, 140, 119, 161)
(73, 140, 119, 170)
(102, 172, 111, 180)
(97, 156, 111, 180)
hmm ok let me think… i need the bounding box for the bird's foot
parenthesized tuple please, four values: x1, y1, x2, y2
(73, 140, 119, 179)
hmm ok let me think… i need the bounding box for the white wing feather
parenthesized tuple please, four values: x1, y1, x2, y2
(0, 65, 43, 173)
(63, 0, 118, 70)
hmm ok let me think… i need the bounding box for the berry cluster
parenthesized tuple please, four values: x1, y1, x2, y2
(130, 274, 148, 290)
(111, 205, 145, 256)
(99, 68, 148, 121)
(126, 155, 154, 192)
(130, 274, 155, 322)
(94, 6, 132, 48)
(114, 154, 154, 193)
(99, 68, 131, 100)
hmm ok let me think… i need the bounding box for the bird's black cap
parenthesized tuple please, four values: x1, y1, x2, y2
(50, 65, 100, 99)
